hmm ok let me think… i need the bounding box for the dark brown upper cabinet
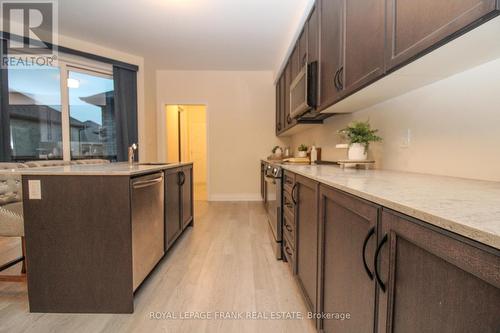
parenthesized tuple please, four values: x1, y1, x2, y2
(290, 44, 300, 82)
(284, 61, 297, 129)
(318, 185, 380, 333)
(277, 0, 499, 127)
(377, 209, 500, 333)
(298, 28, 308, 69)
(295, 175, 320, 314)
(275, 79, 282, 134)
(319, 0, 344, 110)
(341, 0, 386, 95)
(307, 5, 319, 99)
(320, 0, 385, 108)
(386, 0, 498, 70)
(284, 61, 291, 129)
(279, 74, 286, 133)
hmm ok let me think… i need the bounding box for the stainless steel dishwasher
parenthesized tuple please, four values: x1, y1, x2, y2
(131, 172, 165, 291)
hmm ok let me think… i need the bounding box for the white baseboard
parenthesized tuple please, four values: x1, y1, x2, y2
(209, 193, 263, 202)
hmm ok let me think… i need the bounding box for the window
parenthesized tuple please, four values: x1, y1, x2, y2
(8, 66, 63, 160)
(6, 56, 116, 161)
(68, 70, 115, 160)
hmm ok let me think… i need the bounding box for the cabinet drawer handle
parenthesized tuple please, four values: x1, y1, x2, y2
(362, 227, 375, 280)
(291, 183, 298, 205)
(374, 234, 388, 292)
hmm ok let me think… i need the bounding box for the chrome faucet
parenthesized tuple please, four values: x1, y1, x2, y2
(128, 143, 138, 164)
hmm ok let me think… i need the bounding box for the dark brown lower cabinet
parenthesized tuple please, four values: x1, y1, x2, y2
(376, 209, 500, 333)
(295, 175, 320, 314)
(164, 165, 194, 251)
(285, 174, 500, 332)
(165, 168, 182, 250)
(318, 184, 380, 333)
(181, 165, 194, 229)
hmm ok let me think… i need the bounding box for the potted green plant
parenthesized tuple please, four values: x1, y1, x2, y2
(338, 120, 382, 160)
(297, 144, 308, 158)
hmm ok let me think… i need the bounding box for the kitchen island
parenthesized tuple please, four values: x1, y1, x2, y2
(15, 162, 194, 314)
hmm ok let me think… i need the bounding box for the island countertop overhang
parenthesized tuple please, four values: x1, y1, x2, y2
(10, 162, 193, 176)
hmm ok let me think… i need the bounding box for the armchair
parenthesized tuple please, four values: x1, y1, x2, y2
(0, 163, 27, 282)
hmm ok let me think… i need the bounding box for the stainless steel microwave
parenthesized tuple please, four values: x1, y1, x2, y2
(289, 61, 318, 119)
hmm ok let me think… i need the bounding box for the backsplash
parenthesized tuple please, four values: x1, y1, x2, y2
(290, 58, 500, 182)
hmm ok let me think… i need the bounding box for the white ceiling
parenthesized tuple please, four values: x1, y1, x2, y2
(57, 0, 311, 71)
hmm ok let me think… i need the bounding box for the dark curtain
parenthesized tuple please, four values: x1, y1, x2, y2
(113, 66, 138, 162)
(0, 38, 11, 161)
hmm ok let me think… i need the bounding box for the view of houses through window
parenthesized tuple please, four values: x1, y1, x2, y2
(67, 70, 115, 160)
(7, 62, 115, 161)
(8, 67, 63, 160)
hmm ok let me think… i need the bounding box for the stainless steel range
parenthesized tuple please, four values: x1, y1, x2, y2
(263, 162, 283, 260)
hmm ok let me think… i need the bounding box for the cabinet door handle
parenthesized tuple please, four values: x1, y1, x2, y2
(374, 234, 388, 292)
(178, 171, 186, 186)
(285, 245, 293, 257)
(334, 69, 340, 90)
(362, 227, 375, 280)
(285, 221, 293, 233)
(338, 66, 344, 90)
(291, 183, 298, 205)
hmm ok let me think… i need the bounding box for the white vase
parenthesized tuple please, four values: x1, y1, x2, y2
(297, 151, 307, 158)
(275, 147, 283, 157)
(348, 143, 367, 161)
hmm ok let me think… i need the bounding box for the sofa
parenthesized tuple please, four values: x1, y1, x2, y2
(0, 159, 111, 230)
(0, 159, 110, 281)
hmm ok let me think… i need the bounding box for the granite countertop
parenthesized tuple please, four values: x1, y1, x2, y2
(10, 162, 192, 176)
(263, 160, 500, 250)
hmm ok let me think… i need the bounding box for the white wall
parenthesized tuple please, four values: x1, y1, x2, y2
(289, 58, 500, 182)
(156, 71, 289, 201)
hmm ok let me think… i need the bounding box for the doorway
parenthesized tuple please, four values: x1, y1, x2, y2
(165, 105, 207, 201)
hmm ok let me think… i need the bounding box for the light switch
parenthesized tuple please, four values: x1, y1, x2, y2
(28, 180, 42, 200)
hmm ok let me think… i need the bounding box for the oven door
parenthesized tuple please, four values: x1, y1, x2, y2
(265, 175, 282, 243)
(265, 174, 283, 260)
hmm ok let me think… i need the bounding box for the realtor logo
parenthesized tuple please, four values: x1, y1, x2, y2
(1, 1, 58, 68)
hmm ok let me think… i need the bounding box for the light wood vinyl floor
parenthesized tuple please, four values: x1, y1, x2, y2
(0, 201, 316, 333)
